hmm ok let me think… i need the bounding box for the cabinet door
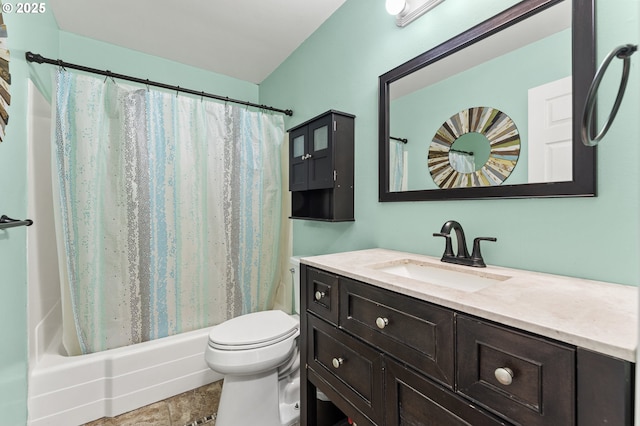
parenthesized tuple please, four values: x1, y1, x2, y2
(289, 126, 308, 191)
(385, 358, 508, 426)
(307, 114, 334, 190)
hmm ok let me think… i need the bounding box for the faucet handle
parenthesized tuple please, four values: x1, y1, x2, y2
(433, 232, 454, 257)
(471, 237, 497, 267)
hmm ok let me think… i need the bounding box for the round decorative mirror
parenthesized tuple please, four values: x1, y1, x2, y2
(428, 106, 520, 189)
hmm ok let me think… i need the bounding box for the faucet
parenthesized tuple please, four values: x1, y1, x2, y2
(433, 220, 496, 268)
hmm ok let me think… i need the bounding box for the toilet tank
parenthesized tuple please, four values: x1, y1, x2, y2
(289, 257, 302, 315)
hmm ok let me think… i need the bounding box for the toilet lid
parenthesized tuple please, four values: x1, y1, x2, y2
(208, 310, 299, 350)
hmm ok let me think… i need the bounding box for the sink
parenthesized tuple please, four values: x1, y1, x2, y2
(370, 259, 510, 292)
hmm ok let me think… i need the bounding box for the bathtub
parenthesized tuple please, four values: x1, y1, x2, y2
(26, 80, 221, 426)
(28, 310, 221, 426)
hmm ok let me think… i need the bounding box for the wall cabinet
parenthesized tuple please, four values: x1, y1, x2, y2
(300, 264, 634, 426)
(288, 110, 354, 221)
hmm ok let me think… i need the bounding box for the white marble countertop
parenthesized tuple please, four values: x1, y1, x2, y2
(301, 248, 638, 362)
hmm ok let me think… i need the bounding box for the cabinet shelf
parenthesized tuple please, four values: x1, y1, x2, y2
(289, 217, 355, 222)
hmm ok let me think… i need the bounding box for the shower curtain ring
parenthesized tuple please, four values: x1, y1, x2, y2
(103, 71, 116, 85)
(581, 43, 637, 146)
(176, 87, 180, 98)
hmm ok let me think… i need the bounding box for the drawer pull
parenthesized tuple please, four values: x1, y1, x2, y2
(332, 357, 344, 368)
(314, 291, 326, 301)
(375, 317, 389, 329)
(494, 367, 514, 385)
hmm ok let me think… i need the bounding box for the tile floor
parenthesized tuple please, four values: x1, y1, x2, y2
(83, 380, 222, 426)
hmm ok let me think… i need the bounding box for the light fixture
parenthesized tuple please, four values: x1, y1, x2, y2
(385, 0, 446, 27)
(385, 0, 407, 15)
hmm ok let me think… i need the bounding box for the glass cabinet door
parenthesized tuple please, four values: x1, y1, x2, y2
(307, 115, 334, 190)
(289, 128, 309, 191)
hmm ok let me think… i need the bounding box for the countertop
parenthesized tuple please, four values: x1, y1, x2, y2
(301, 248, 638, 362)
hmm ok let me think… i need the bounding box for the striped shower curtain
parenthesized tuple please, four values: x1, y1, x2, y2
(52, 70, 284, 355)
(389, 139, 406, 192)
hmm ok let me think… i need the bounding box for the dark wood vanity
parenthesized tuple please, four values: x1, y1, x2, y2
(300, 261, 634, 425)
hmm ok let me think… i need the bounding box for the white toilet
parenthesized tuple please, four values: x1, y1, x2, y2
(205, 257, 302, 426)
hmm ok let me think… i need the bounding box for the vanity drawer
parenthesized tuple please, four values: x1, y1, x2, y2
(339, 277, 455, 387)
(306, 266, 339, 325)
(456, 315, 575, 426)
(307, 314, 384, 424)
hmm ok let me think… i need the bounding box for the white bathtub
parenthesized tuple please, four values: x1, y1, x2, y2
(26, 80, 221, 426)
(28, 313, 221, 426)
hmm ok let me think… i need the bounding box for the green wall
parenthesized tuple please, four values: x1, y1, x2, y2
(0, 4, 59, 423)
(0, 2, 258, 423)
(260, 0, 640, 286)
(58, 32, 259, 104)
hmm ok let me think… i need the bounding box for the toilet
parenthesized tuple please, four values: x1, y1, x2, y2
(205, 257, 302, 426)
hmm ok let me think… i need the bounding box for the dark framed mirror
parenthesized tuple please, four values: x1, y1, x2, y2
(379, 0, 595, 201)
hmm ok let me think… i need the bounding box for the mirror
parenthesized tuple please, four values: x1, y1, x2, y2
(379, 0, 596, 201)
(429, 106, 521, 188)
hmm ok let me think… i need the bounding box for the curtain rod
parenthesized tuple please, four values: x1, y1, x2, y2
(25, 51, 294, 117)
(390, 136, 408, 144)
(450, 148, 474, 156)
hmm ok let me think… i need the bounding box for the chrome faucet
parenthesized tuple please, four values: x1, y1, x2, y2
(433, 220, 496, 268)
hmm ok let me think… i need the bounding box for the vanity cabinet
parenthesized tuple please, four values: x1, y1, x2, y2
(288, 110, 354, 221)
(300, 264, 634, 426)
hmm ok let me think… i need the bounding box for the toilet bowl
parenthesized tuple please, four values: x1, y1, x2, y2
(205, 257, 302, 426)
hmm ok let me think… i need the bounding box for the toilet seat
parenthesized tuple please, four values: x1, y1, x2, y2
(208, 310, 299, 350)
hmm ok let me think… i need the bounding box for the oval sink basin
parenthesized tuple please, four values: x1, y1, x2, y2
(371, 259, 510, 292)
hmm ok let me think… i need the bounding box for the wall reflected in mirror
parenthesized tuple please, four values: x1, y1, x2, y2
(387, 0, 571, 192)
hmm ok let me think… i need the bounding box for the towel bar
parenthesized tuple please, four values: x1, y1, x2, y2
(0, 215, 34, 230)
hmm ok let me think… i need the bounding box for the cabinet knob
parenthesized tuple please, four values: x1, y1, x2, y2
(332, 357, 344, 368)
(494, 367, 514, 385)
(314, 291, 325, 301)
(375, 317, 389, 329)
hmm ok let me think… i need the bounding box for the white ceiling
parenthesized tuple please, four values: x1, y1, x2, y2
(49, 0, 347, 84)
